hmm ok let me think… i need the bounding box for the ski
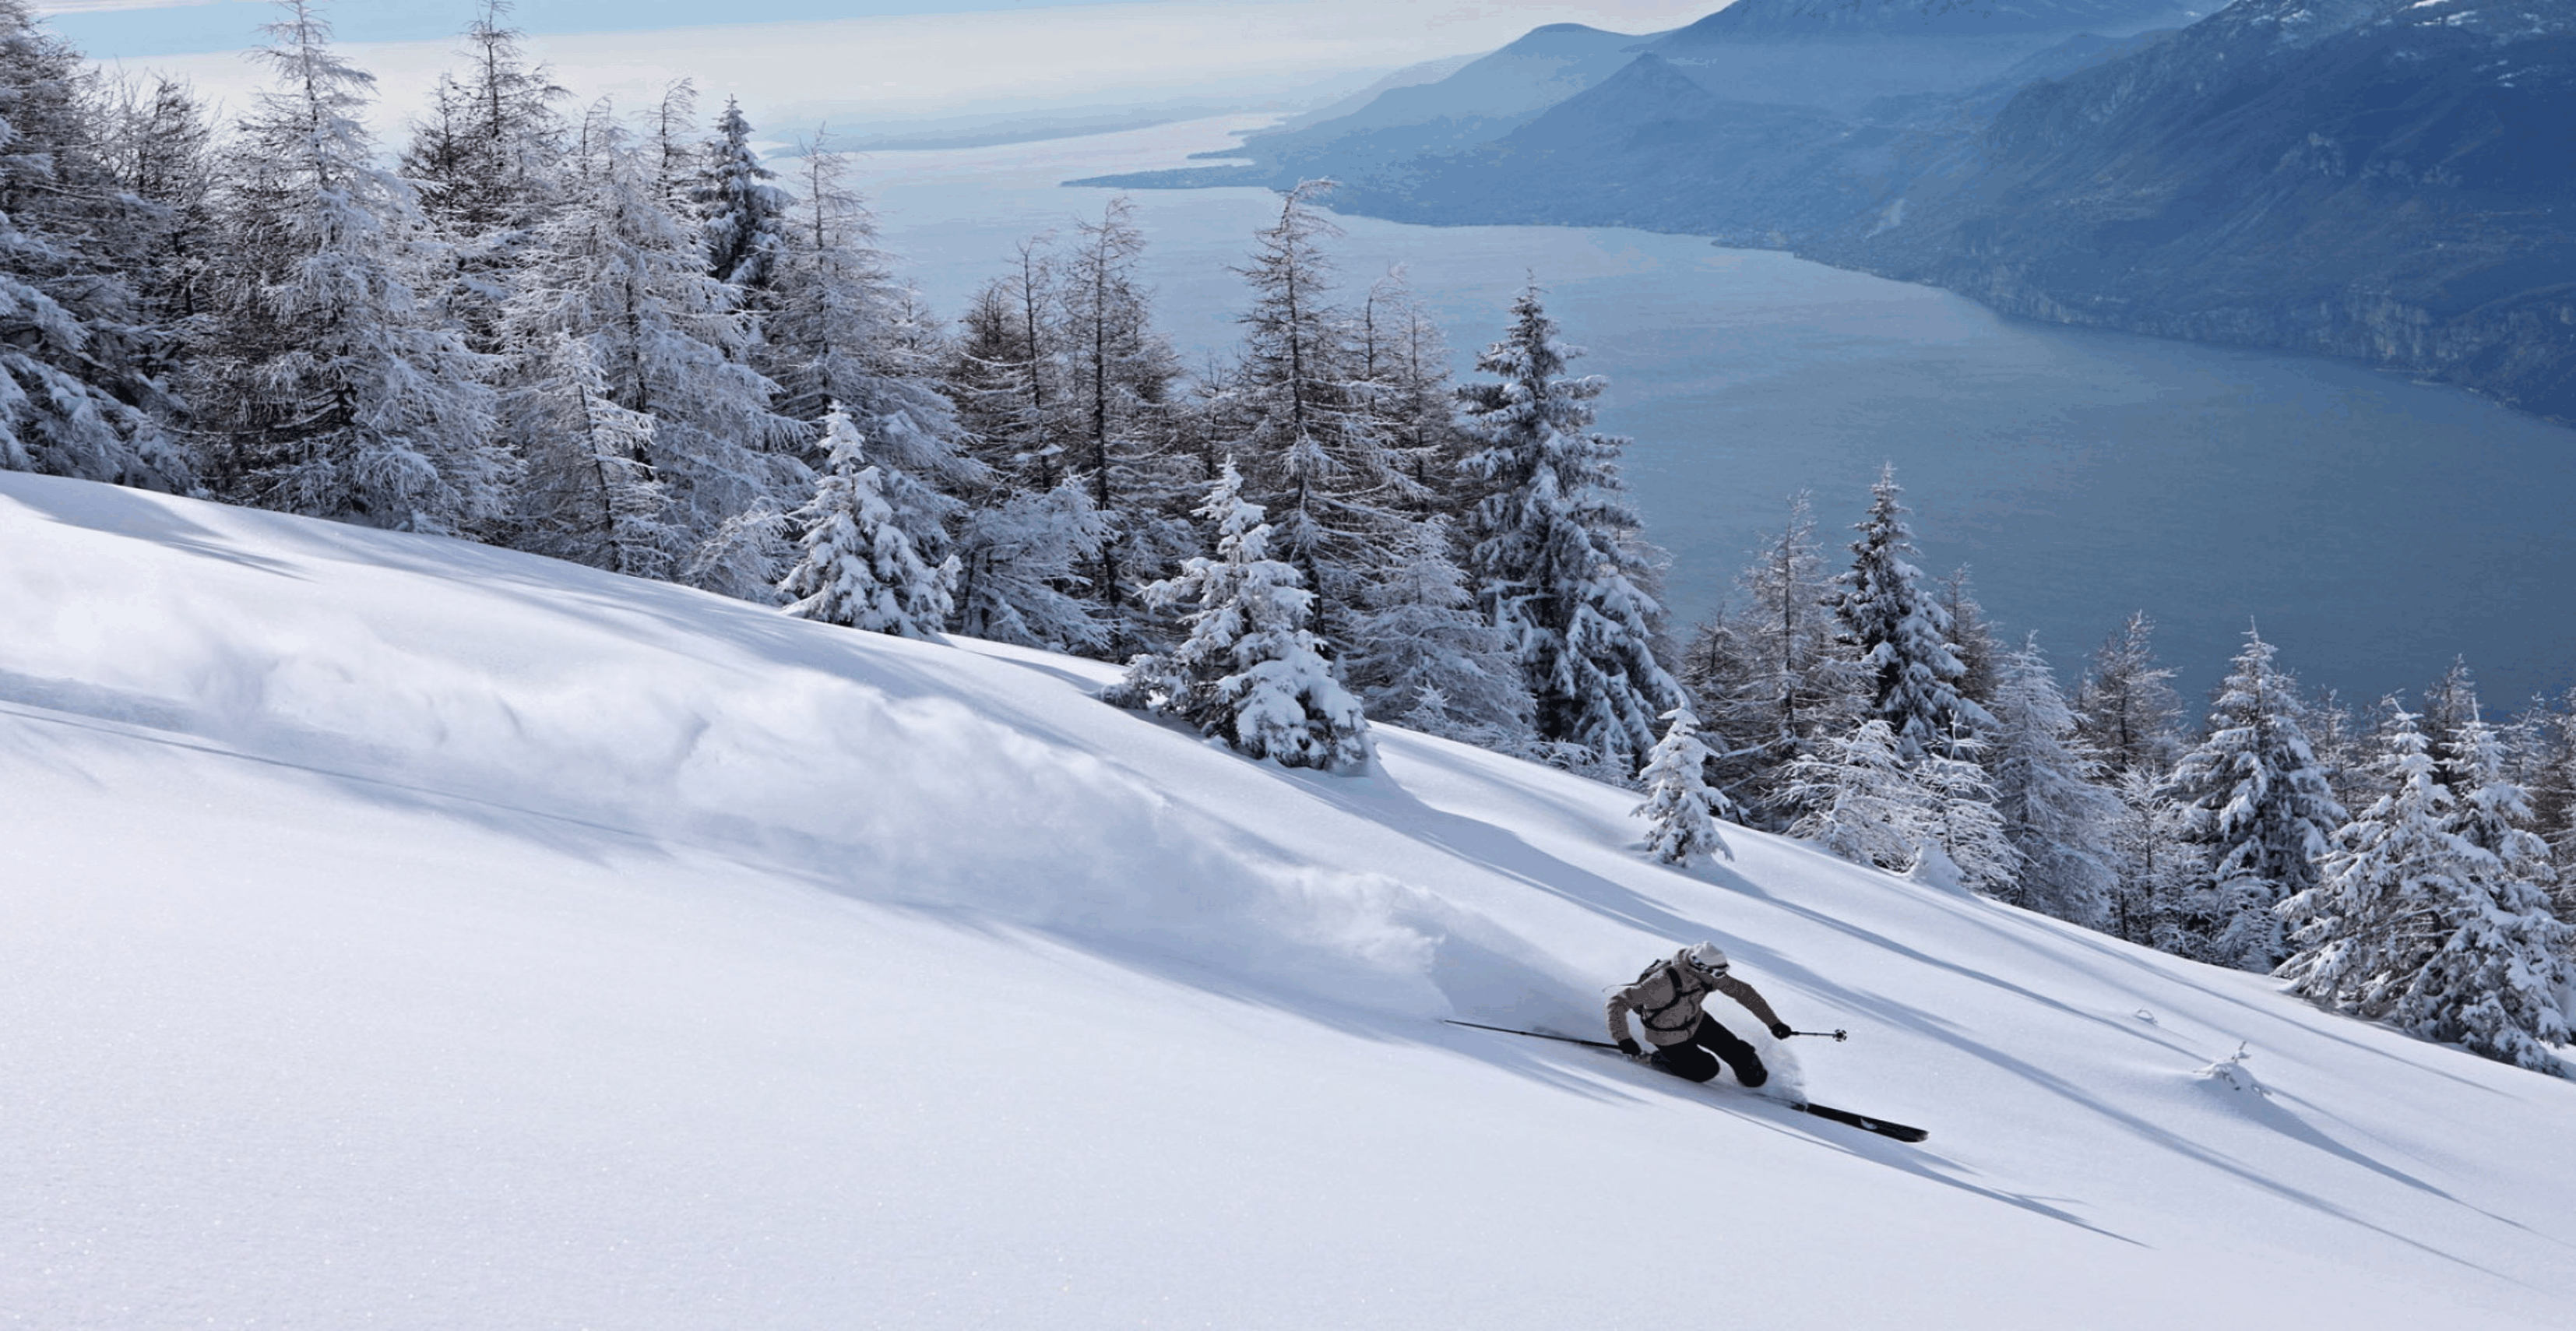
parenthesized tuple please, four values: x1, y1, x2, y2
(1441, 1019, 1930, 1143)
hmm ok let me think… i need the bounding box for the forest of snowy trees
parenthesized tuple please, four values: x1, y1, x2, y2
(4, 0, 2570, 1072)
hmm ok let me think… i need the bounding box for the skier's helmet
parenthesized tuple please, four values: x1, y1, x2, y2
(1680, 942, 1729, 977)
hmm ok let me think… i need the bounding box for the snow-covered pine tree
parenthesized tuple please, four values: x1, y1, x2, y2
(1990, 636, 2119, 928)
(0, 2, 189, 489)
(779, 406, 955, 639)
(1058, 197, 1192, 652)
(2282, 704, 2573, 1073)
(1223, 181, 1418, 642)
(1110, 460, 1371, 772)
(1340, 515, 1533, 745)
(2158, 626, 2348, 970)
(1455, 282, 1682, 775)
(695, 97, 789, 295)
(1633, 707, 1733, 865)
(1782, 718, 1925, 874)
(498, 98, 802, 593)
(190, 0, 505, 533)
(1833, 464, 1990, 762)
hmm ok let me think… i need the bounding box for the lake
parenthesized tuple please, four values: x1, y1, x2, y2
(851, 115, 2576, 711)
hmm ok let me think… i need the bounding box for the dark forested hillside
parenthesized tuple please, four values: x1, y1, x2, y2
(1082, 0, 2576, 424)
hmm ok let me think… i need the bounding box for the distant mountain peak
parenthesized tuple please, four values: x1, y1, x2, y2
(1660, 0, 2198, 43)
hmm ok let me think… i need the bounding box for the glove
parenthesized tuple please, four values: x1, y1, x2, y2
(1617, 1037, 1643, 1058)
(1768, 1023, 1794, 1041)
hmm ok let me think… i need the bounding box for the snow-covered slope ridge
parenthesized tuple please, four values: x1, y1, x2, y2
(5, 471, 2571, 1329)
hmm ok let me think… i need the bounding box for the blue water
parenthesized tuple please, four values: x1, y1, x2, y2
(857, 116, 2576, 709)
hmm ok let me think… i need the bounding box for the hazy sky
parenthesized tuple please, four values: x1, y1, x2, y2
(63, 1, 1725, 137)
(47, 1, 1721, 59)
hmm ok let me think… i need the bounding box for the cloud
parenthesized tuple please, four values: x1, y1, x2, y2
(34, 0, 220, 12)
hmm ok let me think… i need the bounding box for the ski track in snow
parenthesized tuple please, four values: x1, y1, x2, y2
(4, 470, 2573, 1329)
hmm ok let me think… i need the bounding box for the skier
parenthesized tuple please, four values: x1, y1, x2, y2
(1607, 942, 1797, 1088)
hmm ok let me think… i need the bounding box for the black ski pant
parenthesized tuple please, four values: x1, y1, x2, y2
(1647, 1013, 1768, 1088)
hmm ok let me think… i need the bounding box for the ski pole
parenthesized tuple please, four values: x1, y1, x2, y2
(1785, 1029, 1849, 1041)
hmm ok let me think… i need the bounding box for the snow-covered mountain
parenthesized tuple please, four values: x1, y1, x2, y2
(5, 469, 2571, 1329)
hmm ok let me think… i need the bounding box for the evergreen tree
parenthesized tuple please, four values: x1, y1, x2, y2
(2159, 627, 2348, 970)
(779, 406, 955, 638)
(191, 0, 505, 532)
(1633, 707, 1733, 865)
(695, 97, 789, 294)
(1833, 464, 1989, 762)
(1990, 637, 2119, 928)
(1222, 181, 1416, 639)
(1341, 515, 1533, 745)
(1456, 283, 1681, 773)
(1110, 460, 1371, 772)
(0, 2, 189, 489)
(2282, 705, 2572, 1073)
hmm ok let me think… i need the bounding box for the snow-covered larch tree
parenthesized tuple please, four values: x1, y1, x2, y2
(1456, 282, 1682, 774)
(2076, 610, 2189, 944)
(779, 406, 955, 639)
(1222, 180, 1417, 640)
(1633, 707, 1733, 865)
(0, 1, 189, 490)
(2282, 705, 2573, 1073)
(190, 0, 505, 533)
(1915, 731, 2022, 895)
(1059, 196, 1192, 652)
(758, 132, 978, 582)
(1833, 464, 1989, 762)
(499, 99, 803, 592)
(951, 480, 1111, 652)
(1341, 515, 1533, 745)
(1782, 719, 1927, 875)
(1109, 460, 1371, 772)
(1990, 636, 2120, 928)
(2159, 626, 2347, 970)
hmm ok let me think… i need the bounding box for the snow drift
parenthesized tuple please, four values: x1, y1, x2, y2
(4, 470, 2571, 1329)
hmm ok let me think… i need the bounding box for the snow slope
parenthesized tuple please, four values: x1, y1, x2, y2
(4, 470, 2571, 1329)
